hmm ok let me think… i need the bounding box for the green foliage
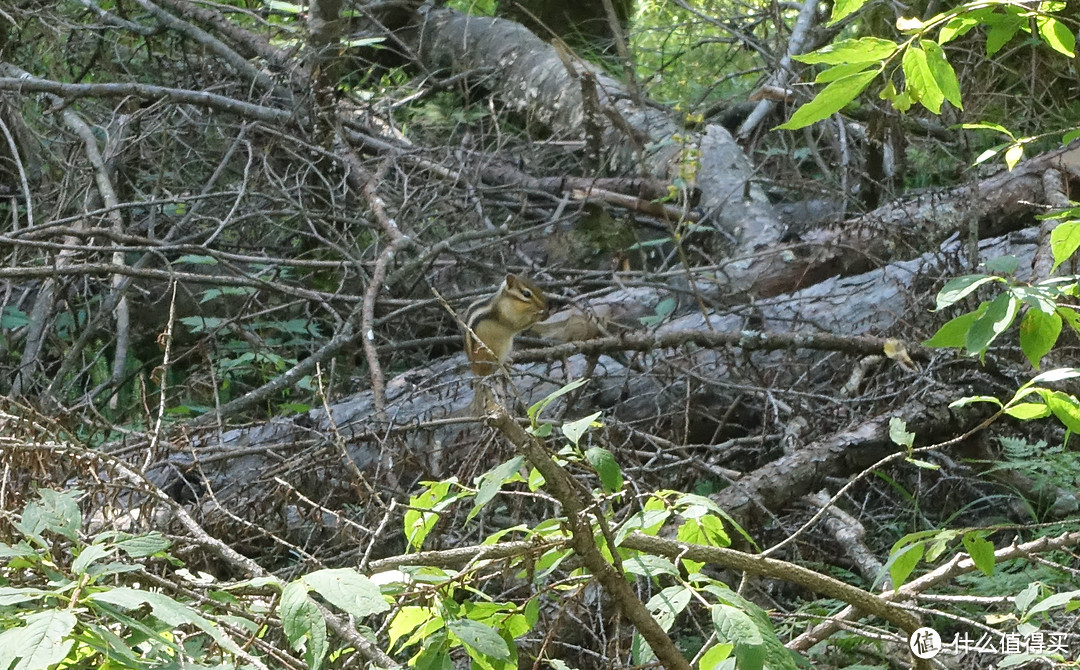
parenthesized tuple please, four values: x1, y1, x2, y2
(0, 489, 246, 670)
(633, 0, 763, 104)
(923, 220, 1080, 370)
(0, 488, 408, 670)
(390, 387, 798, 670)
(779, 0, 1076, 144)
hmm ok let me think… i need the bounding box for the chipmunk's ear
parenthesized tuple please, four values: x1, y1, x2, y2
(503, 274, 517, 288)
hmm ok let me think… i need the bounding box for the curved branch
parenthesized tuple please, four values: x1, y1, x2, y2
(618, 532, 922, 637)
(0, 72, 297, 126)
(492, 410, 694, 670)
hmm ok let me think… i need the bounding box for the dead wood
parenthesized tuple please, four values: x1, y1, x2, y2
(151, 227, 1039, 546)
(406, 7, 785, 257)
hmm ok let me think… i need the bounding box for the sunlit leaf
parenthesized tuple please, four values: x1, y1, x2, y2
(1004, 402, 1051, 420)
(1049, 220, 1080, 272)
(1044, 391, 1080, 432)
(302, 569, 390, 620)
(646, 586, 692, 632)
(1019, 308, 1062, 368)
(902, 45, 944, 113)
(1005, 143, 1024, 170)
(794, 38, 897, 64)
(562, 411, 602, 446)
(962, 532, 996, 576)
(830, 0, 871, 24)
(934, 274, 999, 310)
(776, 70, 878, 130)
(949, 395, 1002, 408)
(888, 417, 914, 448)
(922, 40, 962, 109)
(887, 542, 924, 587)
(966, 292, 1019, 355)
(1035, 15, 1075, 56)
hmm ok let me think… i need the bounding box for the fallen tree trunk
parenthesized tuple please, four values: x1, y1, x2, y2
(149, 227, 1038, 545)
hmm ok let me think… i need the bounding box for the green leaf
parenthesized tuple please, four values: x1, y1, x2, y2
(640, 297, 676, 326)
(78, 623, 148, 670)
(815, 62, 877, 83)
(1011, 285, 1057, 314)
(896, 16, 924, 31)
(401, 614, 448, 651)
(1019, 308, 1062, 368)
(281, 581, 328, 670)
(962, 532, 996, 576)
(678, 514, 730, 548)
(90, 587, 242, 654)
(623, 555, 680, 578)
(447, 619, 510, 660)
(615, 508, 671, 543)
(985, 255, 1019, 274)
(1005, 144, 1024, 170)
(469, 456, 525, 522)
(829, 0, 870, 23)
(266, 1, 305, 14)
(966, 292, 1019, 355)
(414, 638, 453, 670)
(72, 544, 115, 576)
(986, 14, 1024, 55)
(924, 308, 984, 348)
(710, 604, 764, 670)
(888, 417, 914, 448)
(302, 569, 389, 620)
(562, 411, 602, 447)
(527, 378, 589, 424)
(1063, 128, 1080, 145)
(1049, 220, 1080, 272)
(1036, 15, 1075, 56)
(173, 254, 218, 265)
(1004, 402, 1051, 420)
(0, 587, 52, 606)
(794, 38, 898, 64)
(18, 489, 82, 542)
(888, 542, 924, 587)
(939, 11, 989, 43)
(3, 610, 77, 670)
(585, 447, 623, 493)
(959, 121, 1013, 137)
(1030, 367, 1080, 384)
(1027, 589, 1080, 615)
(1016, 583, 1041, 612)
(405, 480, 465, 550)
(631, 631, 655, 666)
(921, 40, 962, 109)
(389, 607, 432, 651)
(776, 69, 879, 130)
(647, 586, 692, 632)
(529, 423, 553, 438)
(114, 532, 172, 558)
(949, 394, 1002, 408)
(698, 643, 734, 670)
(906, 458, 939, 470)
(934, 274, 999, 309)
(902, 45, 944, 113)
(1044, 391, 1080, 432)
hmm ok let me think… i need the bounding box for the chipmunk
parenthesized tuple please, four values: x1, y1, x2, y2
(464, 274, 549, 376)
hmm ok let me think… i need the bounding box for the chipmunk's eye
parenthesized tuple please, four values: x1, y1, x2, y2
(521, 289, 532, 298)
